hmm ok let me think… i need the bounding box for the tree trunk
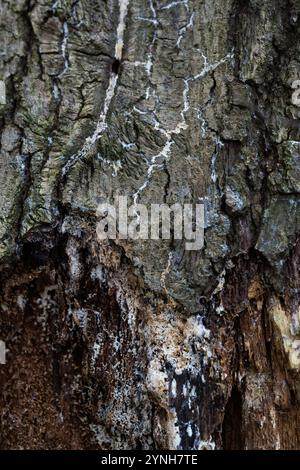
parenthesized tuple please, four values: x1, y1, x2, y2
(0, 0, 300, 450)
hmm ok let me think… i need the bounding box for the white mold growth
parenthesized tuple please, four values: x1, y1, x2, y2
(160, 252, 174, 294)
(269, 297, 300, 370)
(146, 358, 169, 404)
(91, 332, 103, 370)
(197, 436, 216, 450)
(143, 300, 216, 448)
(72, 307, 89, 330)
(90, 265, 107, 284)
(116, 287, 137, 336)
(36, 285, 58, 330)
(167, 408, 182, 449)
(270, 408, 281, 450)
(171, 378, 177, 398)
(66, 241, 81, 280)
(17, 294, 26, 311)
(148, 312, 211, 376)
(187, 424, 193, 437)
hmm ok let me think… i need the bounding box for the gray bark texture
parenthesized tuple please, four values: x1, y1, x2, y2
(0, 0, 300, 450)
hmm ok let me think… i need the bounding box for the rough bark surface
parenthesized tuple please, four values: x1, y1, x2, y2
(0, 0, 300, 450)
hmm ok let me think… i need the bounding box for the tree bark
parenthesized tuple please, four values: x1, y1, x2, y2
(0, 0, 300, 450)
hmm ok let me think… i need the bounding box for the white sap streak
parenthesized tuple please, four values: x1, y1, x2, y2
(161, 1, 187, 9)
(176, 13, 194, 47)
(135, 16, 157, 24)
(0, 80, 5, 105)
(52, 0, 59, 14)
(211, 152, 217, 183)
(53, 21, 70, 78)
(145, 0, 158, 99)
(133, 52, 232, 203)
(193, 51, 233, 81)
(87, 73, 118, 144)
(94, 0, 129, 133)
(62, 0, 130, 176)
(51, 20, 69, 100)
(176, 0, 194, 48)
(82, 0, 129, 138)
(61, 21, 69, 75)
(52, 82, 60, 99)
(133, 105, 148, 115)
(211, 136, 224, 183)
(96, 154, 122, 177)
(124, 1, 158, 101)
(195, 108, 208, 138)
(132, 137, 174, 206)
(171, 378, 177, 398)
(115, 0, 130, 60)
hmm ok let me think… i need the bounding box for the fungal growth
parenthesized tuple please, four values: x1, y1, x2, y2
(1, 0, 300, 453)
